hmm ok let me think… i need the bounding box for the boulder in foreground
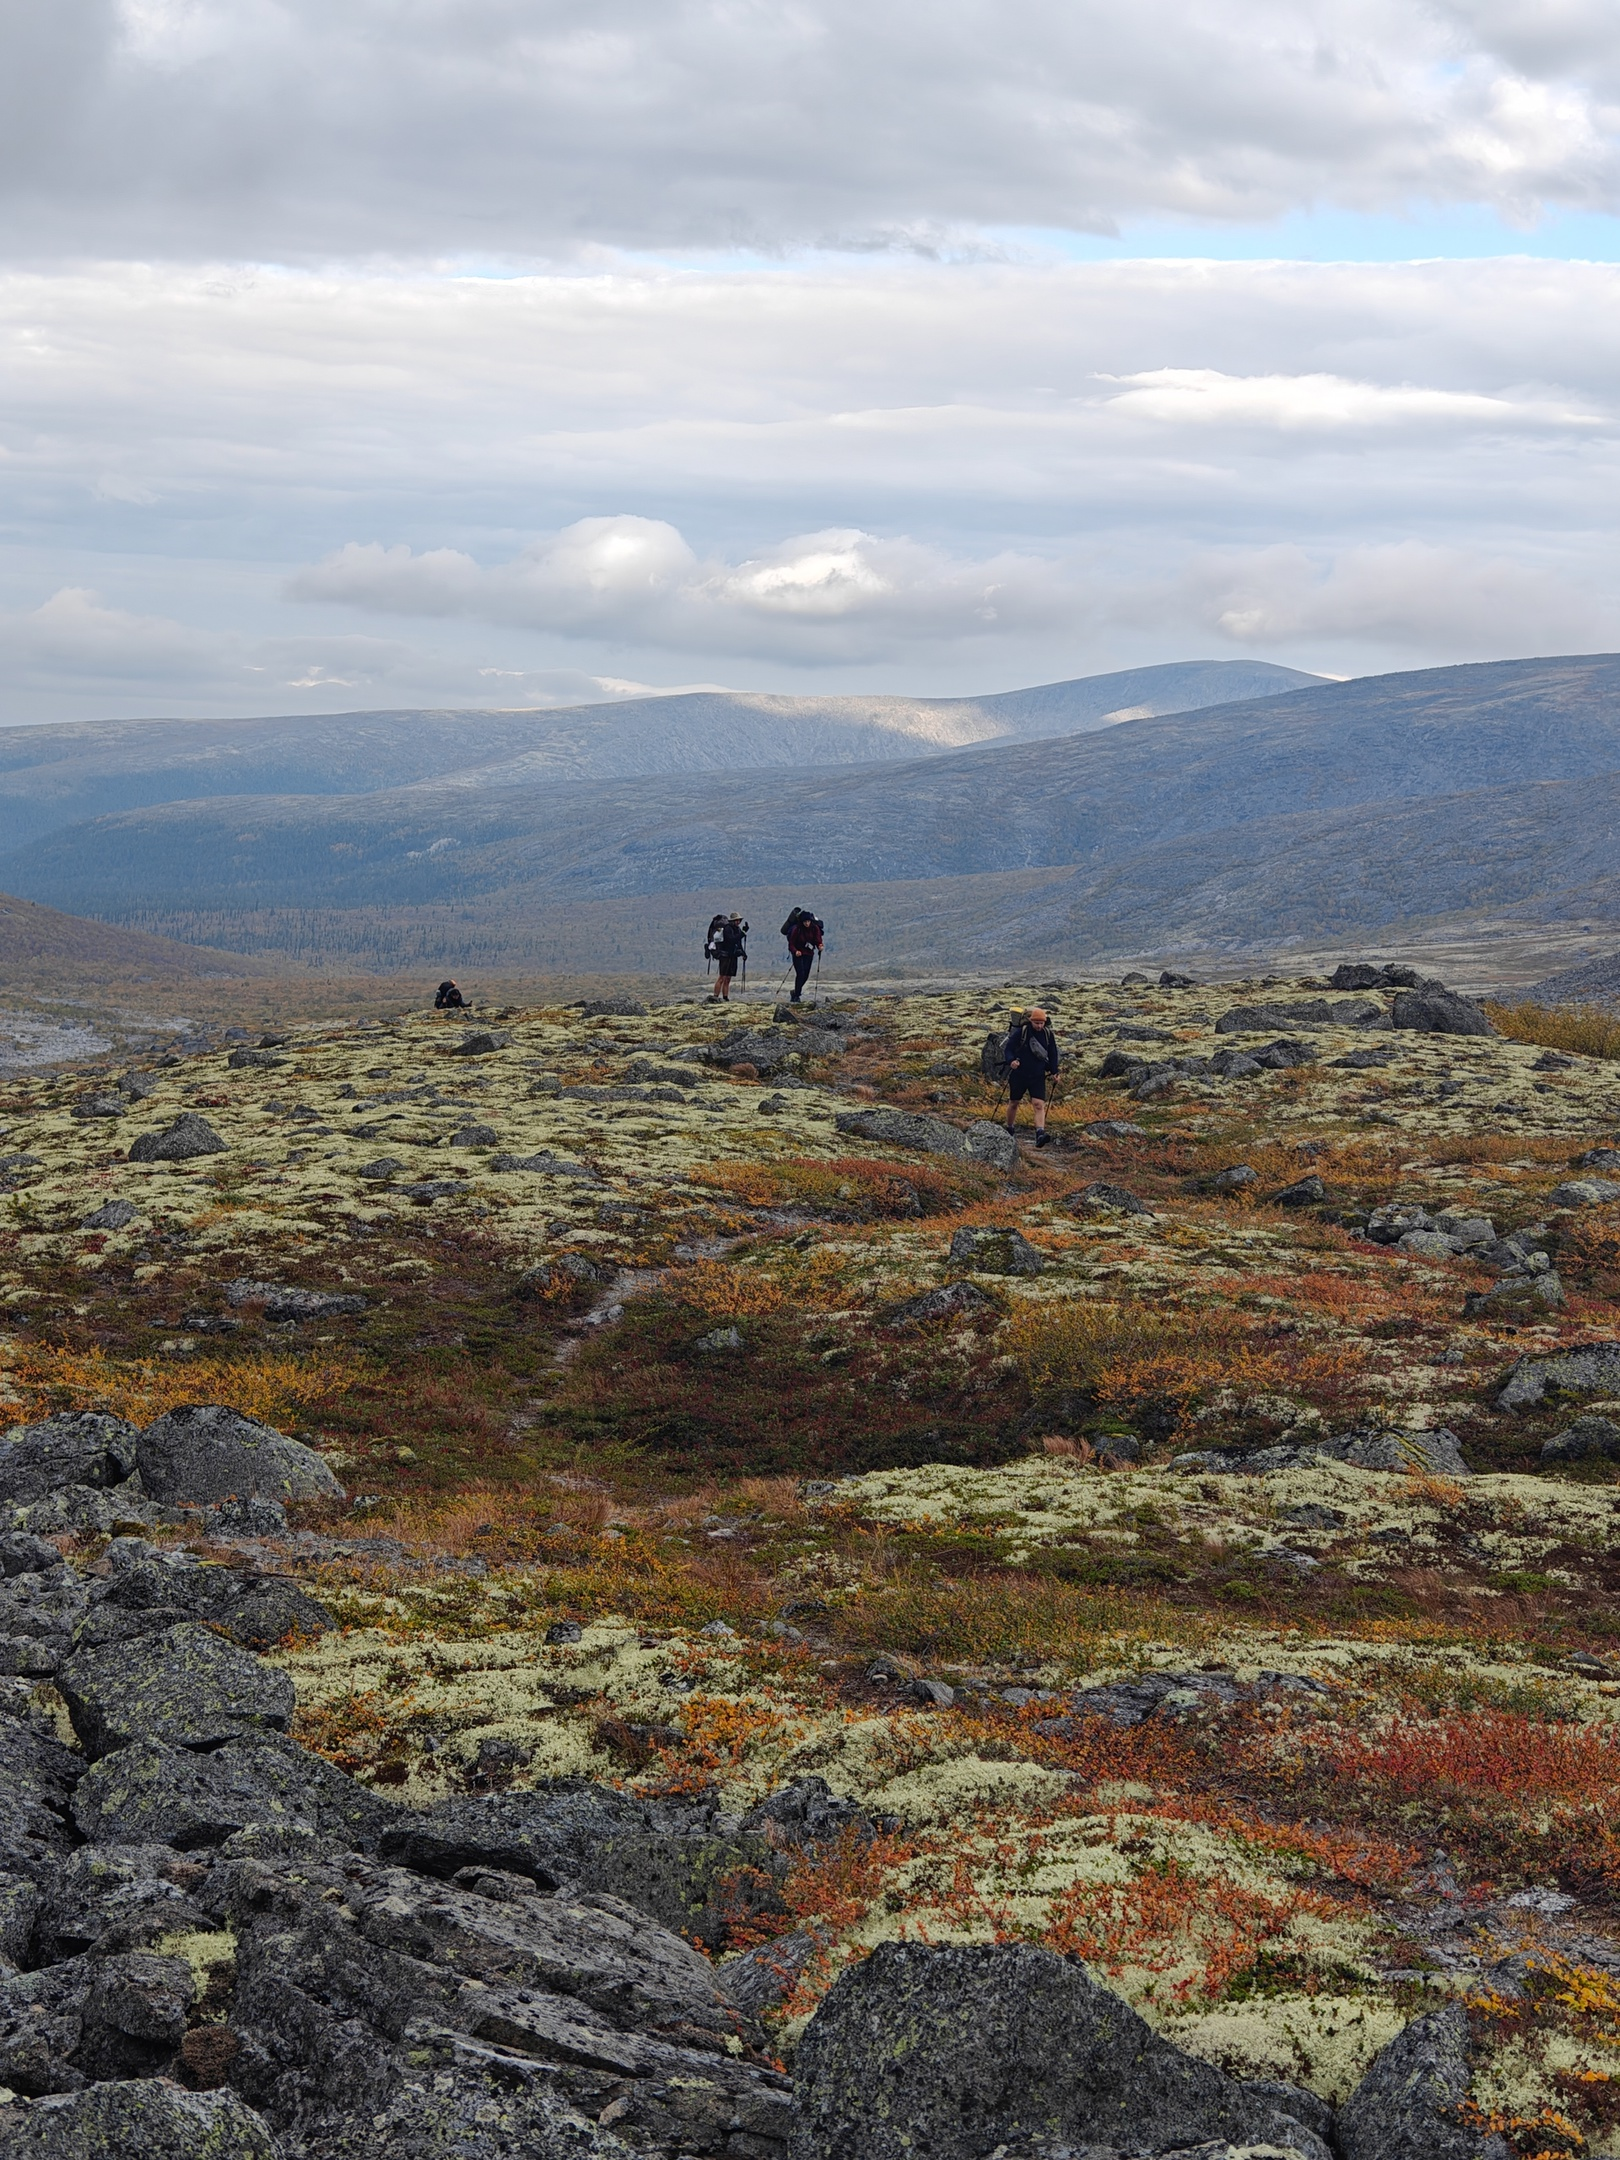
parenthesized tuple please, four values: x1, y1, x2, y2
(790, 1940, 1331, 2160)
(57, 1621, 295, 1760)
(1338, 2001, 1508, 2160)
(127, 1113, 227, 1161)
(136, 1405, 343, 1505)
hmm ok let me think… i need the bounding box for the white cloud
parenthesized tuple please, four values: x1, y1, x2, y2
(289, 519, 1076, 662)
(1100, 368, 1599, 432)
(0, 1, 1617, 261)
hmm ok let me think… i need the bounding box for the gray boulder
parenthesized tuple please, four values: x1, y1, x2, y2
(1549, 1178, 1620, 1209)
(136, 1405, 344, 1505)
(882, 1280, 999, 1328)
(70, 1095, 124, 1120)
(1542, 1414, 1620, 1464)
(1340, 1427, 1471, 1477)
(1390, 982, 1496, 1037)
(0, 2083, 276, 2158)
(34, 1841, 215, 1963)
(0, 1413, 139, 1503)
(1366, 1204, 1435, 1242)
(1071, 1181, 1150, 1215)
(377, 1782, 776, 1948)
(450, 1030, 511, 1054)
(1338, 2001, 1508, 2160)
(962, 1118, 1019, 1170)
(73, 1734, 394, 1851)
(1578, 1147, 1620, 1171)
(82, 1553, 331, 1652)
(0, 1717, 84, 1879)
(581, 995, 647, 1017)
(57, 1622, 295, 1760)
(127, 1112, 227, 1162)
(0, 1560, 88, 1676)
(225, 1279, 368, 1321)
(516, 1254, 602, 1298)
(717, 1930, 818, 2017)
(1499, 1339, 1620, 1410)
(80, 1199, 140, 1230)
(947, 1226, 1045, 1276)
(790, 1941, 1330, 2160)
(449, 1124, 500, 1147)
(213, 1844, 790, 2157)
(1275, 1174, 1327, 1206)
(1464, 1269, 1567, 1318)
(834, 1106, 965, 1157)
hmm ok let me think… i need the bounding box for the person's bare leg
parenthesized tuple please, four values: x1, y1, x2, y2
(1034, 1099, 1047, 1135)
(1006, 1098, 1018, 1132)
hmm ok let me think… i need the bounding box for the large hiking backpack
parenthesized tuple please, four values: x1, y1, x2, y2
(704, 914, 725, 963)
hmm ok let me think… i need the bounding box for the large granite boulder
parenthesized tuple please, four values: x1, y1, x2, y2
(834, 1106, 965, 1155)
(0, 1414, 139, 1504)
(73, 1733, 395, 1853)
(127, 1113, 228, 1162)
(1338, 2001, 1509, 2160)
(80, 1551, 331, 1653)
(57, 1622, 295, 1760)
(790, 1941, 1331, 2160)
(947, 1226, 1044, 1276)
(136, 1405, 344, 1506)
(1389, 982, 1496, 1036)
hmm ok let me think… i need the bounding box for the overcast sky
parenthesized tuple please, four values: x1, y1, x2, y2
(3, 0, 1619, 722)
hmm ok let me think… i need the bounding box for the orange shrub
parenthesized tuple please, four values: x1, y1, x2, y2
(2, 1345, 367, 1430)
(670, 1261, 786, 1320)
(1318, 1711, 1620, 1808)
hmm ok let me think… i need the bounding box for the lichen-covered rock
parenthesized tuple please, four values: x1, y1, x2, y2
(136, 1405, 344, 1505)
(376, 1782, 775, 1946)
(73, 1949, 194, 2078)
(1071, 1181, 1150, 1215)
(881, 1280, 999, 1327)
(1542, 1414, 1620, 1463)
(0, 1414, 139, 1503)
(35, 1840, 213, 1962)
(1338, 2001, 1509, 2160)
(224, 1279, 367, 1321)
(127, 1112, 228, 1161)
(72, 1733, 392, 1851)
(0, 1717, 84, 1879)
(81, 1553, 331, 1652)
(962, 1118, 1019, 1170)
(1499, 1339, 1620, 1410)
(1389, 982, 1496, 1036)
(947, 1226, 1045, 1276)
(57, 1623, 295, 1760)
(790, 1941, 1332, 2160)
(0, 1559, 88, 1675)
(1339, 1426, 1472, 1477)
(0, 2082, 276, 2158)
(834, 1106, 966, 1156)
(1548, 1177, 1620, 1209)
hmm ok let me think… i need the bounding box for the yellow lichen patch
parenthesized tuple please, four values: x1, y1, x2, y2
(153, 1927, 235, 1997)
(1163, 1996, 1408, 2104)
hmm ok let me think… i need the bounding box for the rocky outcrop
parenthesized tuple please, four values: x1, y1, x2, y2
(1389, 981, 1496, 1036)
(135, 1406, 344, 1506)
(58, 1624, 295, 1760)
(946, 1226, 1044, 1276)
(790, 1940, 1331, 2160)
(1498, 1339, 1620, 1411)
(127, 1113, 228, 1162)
(0, 1416, 139, 1505)
(833, 1108, 1016, 1170)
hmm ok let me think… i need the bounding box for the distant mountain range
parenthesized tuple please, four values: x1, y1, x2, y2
(3, 652, 1619, 979)
(0, 660, 1314, 853)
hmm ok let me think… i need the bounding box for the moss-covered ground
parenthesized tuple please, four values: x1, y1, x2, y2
(10, 970, 1620, 2150)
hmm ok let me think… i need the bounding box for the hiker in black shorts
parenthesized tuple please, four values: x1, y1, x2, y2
(710, 914, 747, 1001)
(1002, 1004, 1058, 1147)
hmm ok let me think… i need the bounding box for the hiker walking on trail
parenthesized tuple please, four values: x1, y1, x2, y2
(1002, 1005, 1059, 1147)
(709, 913, 747, 1001)
(781, 906, 824, 1003)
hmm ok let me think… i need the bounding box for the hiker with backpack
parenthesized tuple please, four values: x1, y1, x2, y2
(709, 914, 747, 1001)
(1002, 1005, 1059, 1147)
(434, 980, 468, 1010)
(781, 907, 824, 1002)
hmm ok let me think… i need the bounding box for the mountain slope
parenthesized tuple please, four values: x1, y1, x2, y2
(0, 660, 1315, 853)
(0, 888, 279, 986)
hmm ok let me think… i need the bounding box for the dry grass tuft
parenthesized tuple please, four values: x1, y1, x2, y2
(1487, 999, 1620, 1061)
(2, 1345, 366, 1431)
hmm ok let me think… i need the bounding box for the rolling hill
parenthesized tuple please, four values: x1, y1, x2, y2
(0, 660, 1315, 855)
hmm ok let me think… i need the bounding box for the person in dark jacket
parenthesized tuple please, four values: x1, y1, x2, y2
(434, 980, 468, 1009)
(710, 914, 747, 1001)
(781, 907, 824, 1002)
(1002, 1005, 1058, 1146)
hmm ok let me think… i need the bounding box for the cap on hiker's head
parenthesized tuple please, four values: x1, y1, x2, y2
(1029, 1007, 1047, 1026)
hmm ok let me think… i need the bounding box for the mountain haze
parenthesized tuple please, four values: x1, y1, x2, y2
(7, 652, 1619, 977)
(0, 661, 1315, 854)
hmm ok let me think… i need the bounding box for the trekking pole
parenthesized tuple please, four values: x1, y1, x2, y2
(814, 949, 822, 996)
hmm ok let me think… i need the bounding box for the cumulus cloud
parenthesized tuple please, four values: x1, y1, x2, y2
(289, 519, 1078, 662)
(1, 0, 1618, 260)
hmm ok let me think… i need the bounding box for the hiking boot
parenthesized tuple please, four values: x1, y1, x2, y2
(1035, 1130, 1051, 1148)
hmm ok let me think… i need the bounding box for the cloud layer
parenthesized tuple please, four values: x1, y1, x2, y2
(1, 0, 1618, 259)
(3, 251, 1620, 717)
